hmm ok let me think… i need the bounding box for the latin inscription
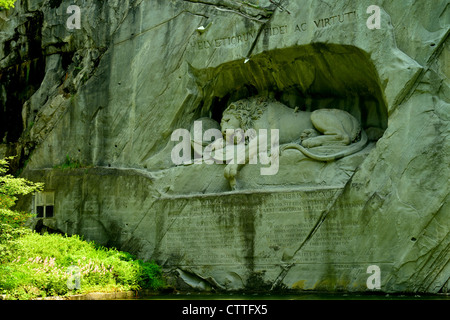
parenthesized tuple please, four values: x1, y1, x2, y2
(309, 11, 357, 30)
(153, 188, 364, 266)
(189, 10, 358, 50)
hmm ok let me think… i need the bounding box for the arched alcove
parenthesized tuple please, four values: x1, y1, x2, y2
(192, 43, 388, 134)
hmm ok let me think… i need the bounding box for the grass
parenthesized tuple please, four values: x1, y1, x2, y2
(1, 158, 164, 300)
(0, 231, 165, 300)
(53, 154, 90, 170)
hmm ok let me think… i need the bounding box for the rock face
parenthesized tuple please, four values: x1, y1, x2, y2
(4, 0, 449, 293)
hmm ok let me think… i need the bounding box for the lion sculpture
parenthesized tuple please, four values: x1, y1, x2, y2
(217, 96, 368, 188)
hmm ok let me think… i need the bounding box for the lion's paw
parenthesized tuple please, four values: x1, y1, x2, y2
(224, 163, 238, 179)
(300, 129, 319, 141)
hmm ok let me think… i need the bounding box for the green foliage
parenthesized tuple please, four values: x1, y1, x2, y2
(0, 232, 164, 299)
(0, 0, 16, 10)
(0, 157, 164, 299)
(1, 157, 43, 263)
(53, 154, 89, 170)
(0, 157, 44, 209)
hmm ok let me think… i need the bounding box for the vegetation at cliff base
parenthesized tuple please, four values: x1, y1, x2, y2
(0, 233, 164, 299)
(0, 0, 16, 10)
(0, 158, 164, 299)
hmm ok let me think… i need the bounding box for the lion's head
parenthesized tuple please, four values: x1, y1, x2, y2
(221, 96, 273, 132)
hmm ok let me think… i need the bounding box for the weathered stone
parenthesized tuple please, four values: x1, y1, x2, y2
(5, 0, 449, 294)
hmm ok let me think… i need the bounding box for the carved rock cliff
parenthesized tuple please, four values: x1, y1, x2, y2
(2, 0, 448, 293)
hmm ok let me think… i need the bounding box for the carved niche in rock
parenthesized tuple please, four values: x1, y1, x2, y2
(190, 96, 370, 190)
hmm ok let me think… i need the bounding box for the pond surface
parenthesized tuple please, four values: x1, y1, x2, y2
(132, 292, 450, 300)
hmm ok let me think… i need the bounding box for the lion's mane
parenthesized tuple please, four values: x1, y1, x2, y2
(223, 96, 273, 130)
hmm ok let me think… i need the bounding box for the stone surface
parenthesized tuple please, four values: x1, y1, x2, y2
(3, 0, 449, 293)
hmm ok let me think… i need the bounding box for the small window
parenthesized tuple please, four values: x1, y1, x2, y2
(46, 206, 54, 218)
(36, 206, 44, 218)
(34, 191, 55, 218)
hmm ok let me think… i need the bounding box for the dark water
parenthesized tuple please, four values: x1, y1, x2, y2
(133, 292, 450, 300)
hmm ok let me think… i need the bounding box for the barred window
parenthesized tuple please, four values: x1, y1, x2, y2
(34, 191, 55, 218)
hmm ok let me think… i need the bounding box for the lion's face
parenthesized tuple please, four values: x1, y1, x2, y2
(220, 113, 245, 144)
(220, 113, 241, 135)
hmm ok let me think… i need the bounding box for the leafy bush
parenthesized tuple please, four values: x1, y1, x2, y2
(1, 232, 164, 299)
(0, 158, 164, 299)
(0, 157, 43, 263)
(0, 0, 16, 10)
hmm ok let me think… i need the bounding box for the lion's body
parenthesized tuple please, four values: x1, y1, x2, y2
(224, 97, 364, 150)
(251, 100, 315, 144)
(220, 97, 368, 188)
